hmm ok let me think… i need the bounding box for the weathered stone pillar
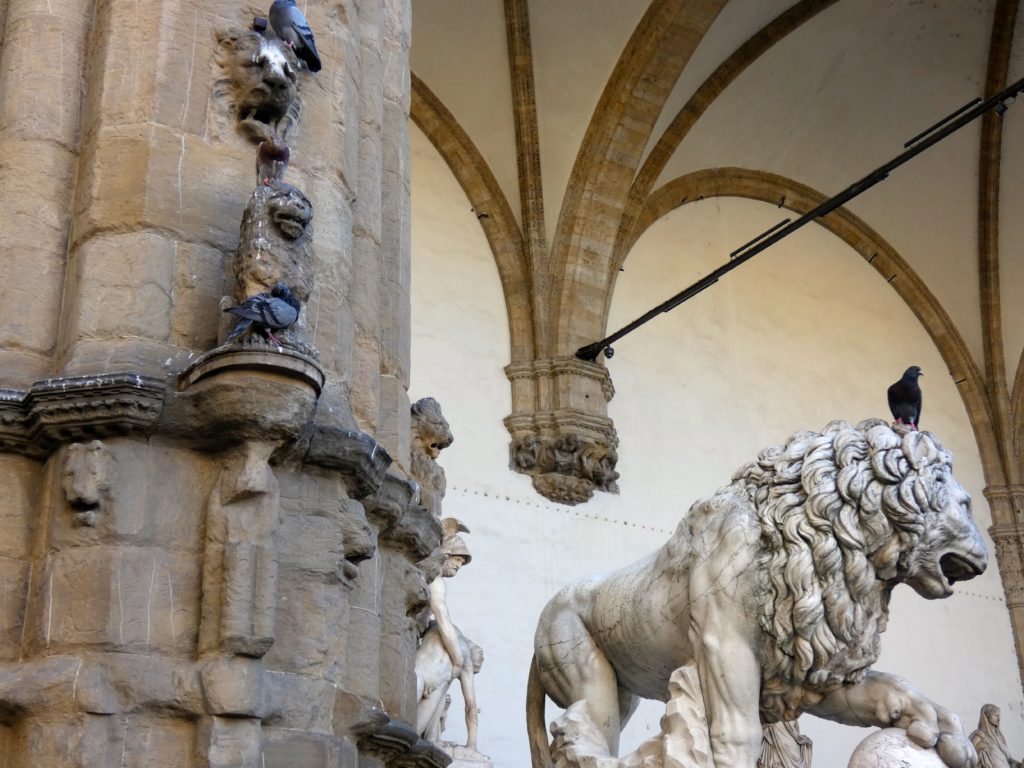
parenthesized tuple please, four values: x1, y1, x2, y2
(0, 0, 92, 386)
(986, 485, 1024, 685)
(0, 0, 445, 765)
(378, 0, 414, 464)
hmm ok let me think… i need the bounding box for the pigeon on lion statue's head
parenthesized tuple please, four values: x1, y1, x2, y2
(529, 419, 987, 768)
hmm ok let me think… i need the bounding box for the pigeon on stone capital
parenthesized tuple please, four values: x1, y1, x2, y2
(225, 282, 301, 345)
(257, 136, 290, 186)
(268, 0, 322, 73)
(887, 365, 923, 429)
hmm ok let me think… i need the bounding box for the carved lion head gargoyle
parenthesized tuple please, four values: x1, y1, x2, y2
(215, 26, 301, 143)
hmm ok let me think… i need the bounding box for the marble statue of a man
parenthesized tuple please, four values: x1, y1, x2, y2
(415, 519, 483, 750)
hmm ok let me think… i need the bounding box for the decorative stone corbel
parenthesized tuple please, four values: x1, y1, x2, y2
(304, 425, 392, 499)
(505, 356, 619, 504)
(351, 709, 451, 768)
(0, 374, 165, 458)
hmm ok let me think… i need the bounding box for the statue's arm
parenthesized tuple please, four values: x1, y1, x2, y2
(429, 578, 465, 671)
(806, 671, 975, 768)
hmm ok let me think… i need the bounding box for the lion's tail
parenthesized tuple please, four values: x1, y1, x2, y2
(527, 654, 553, 768)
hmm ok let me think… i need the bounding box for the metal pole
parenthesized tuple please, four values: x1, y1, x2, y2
(576, 73, 1024, 362)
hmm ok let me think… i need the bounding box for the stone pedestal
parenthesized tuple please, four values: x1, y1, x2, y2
(438, 743, 493, 768)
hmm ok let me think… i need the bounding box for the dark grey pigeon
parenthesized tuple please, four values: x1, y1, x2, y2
(887, 365, 923, 429)
(269, 0, 321, 72)
(225, 282, 301, 345)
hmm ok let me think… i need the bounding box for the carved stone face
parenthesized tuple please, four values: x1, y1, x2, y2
(903, 464, 987, 599)
(217, 29, 300, 142)
(268, 186, 313, 240)
(339, 503, 376, 585)
(441, 554, 466, 578)
(62, 441, 114, 526)
(411, 398, 454, 459)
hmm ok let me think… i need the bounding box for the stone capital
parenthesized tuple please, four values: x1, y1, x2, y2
(504, 357, 618, 504)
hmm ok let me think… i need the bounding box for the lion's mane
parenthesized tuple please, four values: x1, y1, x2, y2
(730, 418, 954, 721)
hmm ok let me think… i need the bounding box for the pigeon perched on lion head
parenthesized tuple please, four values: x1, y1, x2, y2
(887, 365, 923, 429)
(269, 0, 321, 73)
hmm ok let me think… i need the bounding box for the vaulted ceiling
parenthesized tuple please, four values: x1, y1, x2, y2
(410, 0, 1022, 479)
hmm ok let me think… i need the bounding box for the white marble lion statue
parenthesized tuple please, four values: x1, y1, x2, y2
(528, 419, 987, 768)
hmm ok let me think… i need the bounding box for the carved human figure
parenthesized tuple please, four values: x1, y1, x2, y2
(62, 440, 115, 527)
(416, 623, 484, 748)
(200, 440, 282, 657)
(416, 518, 480, 747)
(410, 398, 454, 518)
(970, 705, 1021, 768)
(529, 420, 987, 768)
(759, 721, 812, 768)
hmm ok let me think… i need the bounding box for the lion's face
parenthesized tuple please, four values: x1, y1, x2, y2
(901, 464, 987, 599)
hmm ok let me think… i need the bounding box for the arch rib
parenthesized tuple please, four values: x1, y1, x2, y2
(410, 73, 534, 362)
(630, 167, 1003, 485)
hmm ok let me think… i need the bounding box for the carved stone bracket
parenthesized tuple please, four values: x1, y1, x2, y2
(352, 710, 451, 768)
(304, 424, 392, 499)
(177, 345, 324, 448)
(0, 373, 165, 457)
(181, 343, 325, 396)
(504, 357, 618, 505)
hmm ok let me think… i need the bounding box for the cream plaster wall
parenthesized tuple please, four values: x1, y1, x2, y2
(410, 122, 1024, 768)
(528, 0, 649, 242)
(658, 0, 994, 367)
(410, 0, 521, 229)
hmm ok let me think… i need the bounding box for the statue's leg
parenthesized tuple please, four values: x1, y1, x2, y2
(693, 635, 762, 768)
(418, 681, 450, 738)
(807, 671, 975, 768)
(536, 614, 622, 755)
(574, 646, 624, 756)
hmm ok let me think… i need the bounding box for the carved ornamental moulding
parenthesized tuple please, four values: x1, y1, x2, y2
(504, 356, 618, 505)
(0, 373, 166, 457)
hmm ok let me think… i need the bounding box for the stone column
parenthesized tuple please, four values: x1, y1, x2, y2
(986, 484, 1024, 686)
(0, 0, 92, 386)
(0, 0, 445, 766)
(377, 0, 414, 463)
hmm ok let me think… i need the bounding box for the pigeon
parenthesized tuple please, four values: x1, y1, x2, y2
(268, 0, 322, 73)
(887, 365, 923, 429)
(257, 136, 290, 186)
(225, 282, 301, 345)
